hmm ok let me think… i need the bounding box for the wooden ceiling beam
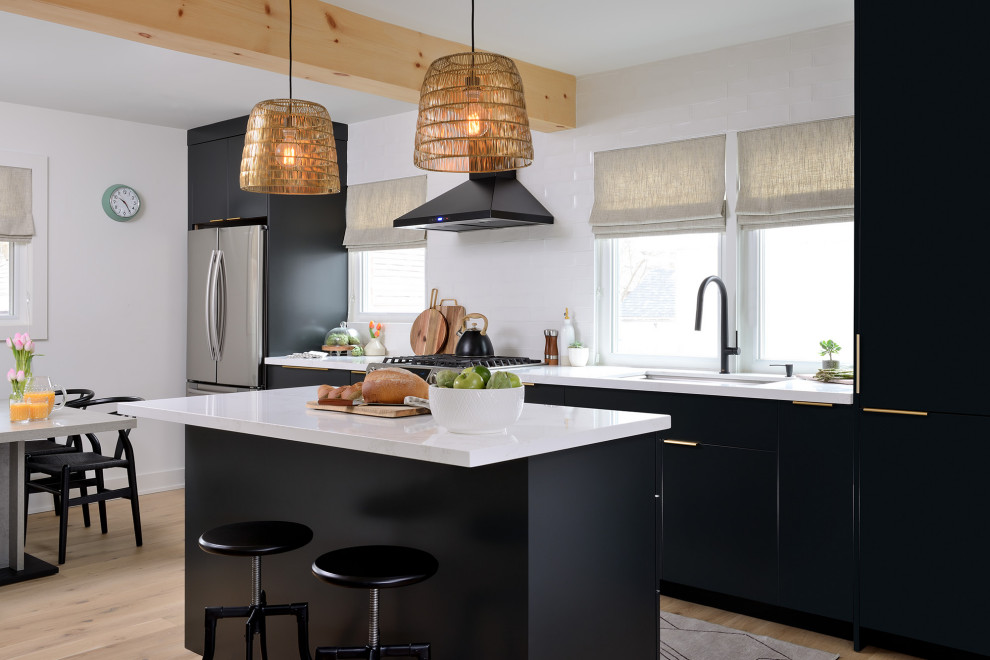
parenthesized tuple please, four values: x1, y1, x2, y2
(0, 0, 576, 132)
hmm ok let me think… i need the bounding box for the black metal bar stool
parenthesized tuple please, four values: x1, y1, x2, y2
(311, 545, 438, 660)
(198, 520, 314, 660)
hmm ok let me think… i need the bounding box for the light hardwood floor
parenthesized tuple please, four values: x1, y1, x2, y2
(1, 488, 920, 659)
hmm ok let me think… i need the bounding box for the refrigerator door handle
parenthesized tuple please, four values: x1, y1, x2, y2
(215, 249, 227, 361)
(205, 249, 220, 362)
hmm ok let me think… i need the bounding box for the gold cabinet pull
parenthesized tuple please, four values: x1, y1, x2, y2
(792, 401, 833, 407)
(521, 382, 536, 387)
(663, 439, 699, 447)
(281, 365, 329, 371)
(350, 370, 366, 375)
(862, 407, 928, 416)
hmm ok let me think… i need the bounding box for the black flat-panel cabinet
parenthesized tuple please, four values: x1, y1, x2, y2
(662, 440, 777, 604)
(778, 402, 855, 622)
(860, 411, 990, 656)
(855, 6, 988, 417)
(265, 366, 349, 389)
(188, 138, 227, 226)
(523, 383, 565, 405)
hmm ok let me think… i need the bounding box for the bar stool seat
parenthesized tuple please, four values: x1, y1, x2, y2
(199, 521, 313, 660)
(312, 545, 437, 660)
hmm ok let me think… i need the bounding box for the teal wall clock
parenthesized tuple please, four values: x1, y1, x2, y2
(102, 184, 141, 221)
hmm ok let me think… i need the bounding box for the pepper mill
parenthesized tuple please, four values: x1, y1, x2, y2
(544, 329, 559, 365)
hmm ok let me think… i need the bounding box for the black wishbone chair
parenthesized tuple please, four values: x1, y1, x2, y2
(24, 396, 144, 564)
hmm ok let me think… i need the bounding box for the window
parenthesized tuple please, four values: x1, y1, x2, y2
(344, 175, 428, 322)
(348, 248, 426, 320)
(595, 118, 853, 372)
(598, 233, 720, 366)
(0, 151, 48, 338)
(740, 223, 854, 371)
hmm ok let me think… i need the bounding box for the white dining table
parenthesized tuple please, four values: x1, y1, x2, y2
(0, 406, 136, 585)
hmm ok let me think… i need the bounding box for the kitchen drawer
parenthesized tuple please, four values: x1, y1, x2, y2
(523, 382, 565, 406)
(266, 365, 349, 389)
(566, 387, 776, 451)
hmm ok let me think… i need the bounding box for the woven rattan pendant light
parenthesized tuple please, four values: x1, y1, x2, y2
(413, 0, 534, 173)
(240, 0, 340, 194)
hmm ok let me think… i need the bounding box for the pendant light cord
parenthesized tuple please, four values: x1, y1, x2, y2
(288, 0, 294, 99)
(471, 0, 475, 52)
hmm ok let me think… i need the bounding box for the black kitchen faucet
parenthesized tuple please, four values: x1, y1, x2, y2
(694, 275, 740, 374)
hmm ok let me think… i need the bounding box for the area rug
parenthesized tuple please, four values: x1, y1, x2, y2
(660, 611, 839, 660)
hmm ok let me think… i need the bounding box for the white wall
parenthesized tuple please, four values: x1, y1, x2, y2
(347, 22, 854, 361)
(0, 101, 187, 510)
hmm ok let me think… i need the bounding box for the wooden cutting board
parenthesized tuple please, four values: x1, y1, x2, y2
(410, 288, 447, 355)
(439, 298, 466, 354)
(306, 401, 430, 417)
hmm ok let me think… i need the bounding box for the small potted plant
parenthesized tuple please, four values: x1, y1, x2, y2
(567, 341, 590, 367)
(818, 339, 841, 370)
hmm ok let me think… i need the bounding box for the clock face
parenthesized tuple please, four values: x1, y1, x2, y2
(102, 185, 141, 221)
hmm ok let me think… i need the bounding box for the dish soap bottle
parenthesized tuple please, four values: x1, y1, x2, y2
(559, 308, 575, 366)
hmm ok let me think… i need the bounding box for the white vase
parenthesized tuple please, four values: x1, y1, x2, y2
(364, 337, 387, 356)
(567, 347, 590, 367)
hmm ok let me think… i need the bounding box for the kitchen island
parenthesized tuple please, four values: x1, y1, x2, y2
(120, 388, 670, 660)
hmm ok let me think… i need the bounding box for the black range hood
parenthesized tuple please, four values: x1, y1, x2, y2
(393, 171, 553, 232)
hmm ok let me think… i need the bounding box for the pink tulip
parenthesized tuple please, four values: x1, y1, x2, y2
(5, 337, 11, 348)
(24, 340, 33, 352)
(12, 338, 23, 351)
(22, 333, 30, 344)
(15, 370, 25, 382)
(6, 368, 14, 382)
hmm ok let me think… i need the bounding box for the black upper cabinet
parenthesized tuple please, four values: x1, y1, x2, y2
(778, 402, 854, 622)
(860, 411, 990, 656)
(855, 6, 988, 417)
(188, 138, 227, 227)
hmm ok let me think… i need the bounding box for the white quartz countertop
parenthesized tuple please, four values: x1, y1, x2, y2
(117, 387, 670, 468)
(265, 356, 853, 405)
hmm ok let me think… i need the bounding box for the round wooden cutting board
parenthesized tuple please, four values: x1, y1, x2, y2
(410, 289, 448, 355)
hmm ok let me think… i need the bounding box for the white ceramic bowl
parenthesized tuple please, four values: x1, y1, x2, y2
(428, 385, 525, 434)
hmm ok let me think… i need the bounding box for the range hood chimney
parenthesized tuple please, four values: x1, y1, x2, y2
(393, 171, 553, 232)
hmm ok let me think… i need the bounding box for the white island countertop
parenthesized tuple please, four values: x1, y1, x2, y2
(265, 356, 852, 405)
(117, 387, 670, 468)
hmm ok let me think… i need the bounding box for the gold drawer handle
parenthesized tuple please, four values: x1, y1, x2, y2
(522, 382, 536, 387)
(281, 365, 328, 371)
(863, 407, 928, 416)
(792, 401, 833, 407)
(663, 439, 699, 447)
(351, 370, 366, 375)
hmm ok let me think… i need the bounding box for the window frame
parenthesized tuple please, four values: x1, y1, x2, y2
(595, 128, 853, 374)
(0, 151, 48, 339)
(346, 247, 426, 325)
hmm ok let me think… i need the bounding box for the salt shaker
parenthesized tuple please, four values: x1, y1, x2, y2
(544, 329, 559, 365)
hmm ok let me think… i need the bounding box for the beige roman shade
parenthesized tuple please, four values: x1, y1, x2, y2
(0, 166, 35, 242)
(344, 175, 428, 250)
(736, 116, 854, 230)
(589, 135, 726, 238)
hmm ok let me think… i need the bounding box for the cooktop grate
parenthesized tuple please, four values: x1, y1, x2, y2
(381, 355, 543, 369)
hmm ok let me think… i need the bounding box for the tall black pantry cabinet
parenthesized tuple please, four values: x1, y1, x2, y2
(855, 6, 990, 657)
(187, 117, 349, 364)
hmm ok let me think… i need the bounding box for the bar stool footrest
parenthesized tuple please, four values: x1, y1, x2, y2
(314, 643, 430, 659)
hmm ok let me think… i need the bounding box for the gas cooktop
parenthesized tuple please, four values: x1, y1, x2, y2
(366, 355, 542, 381)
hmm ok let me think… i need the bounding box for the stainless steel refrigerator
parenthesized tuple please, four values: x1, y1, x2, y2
(186, 223, 265, 395)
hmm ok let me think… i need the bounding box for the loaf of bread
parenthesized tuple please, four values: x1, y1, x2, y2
(340, 382, 363, 400)
(362, 368, 428, 404)
(317, 384, 340, 400)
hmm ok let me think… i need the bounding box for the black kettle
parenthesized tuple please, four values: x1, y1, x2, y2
(455, 313, 495, 357)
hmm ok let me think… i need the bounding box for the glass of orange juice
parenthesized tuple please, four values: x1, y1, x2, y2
(9, 393, 31, 423)
(23, 376, 66, 421)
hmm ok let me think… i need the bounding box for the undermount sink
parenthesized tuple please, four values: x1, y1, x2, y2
(618, 371, 782, 386)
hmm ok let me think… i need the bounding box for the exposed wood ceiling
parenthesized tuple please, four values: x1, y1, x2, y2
(0, 1, 853, 131)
